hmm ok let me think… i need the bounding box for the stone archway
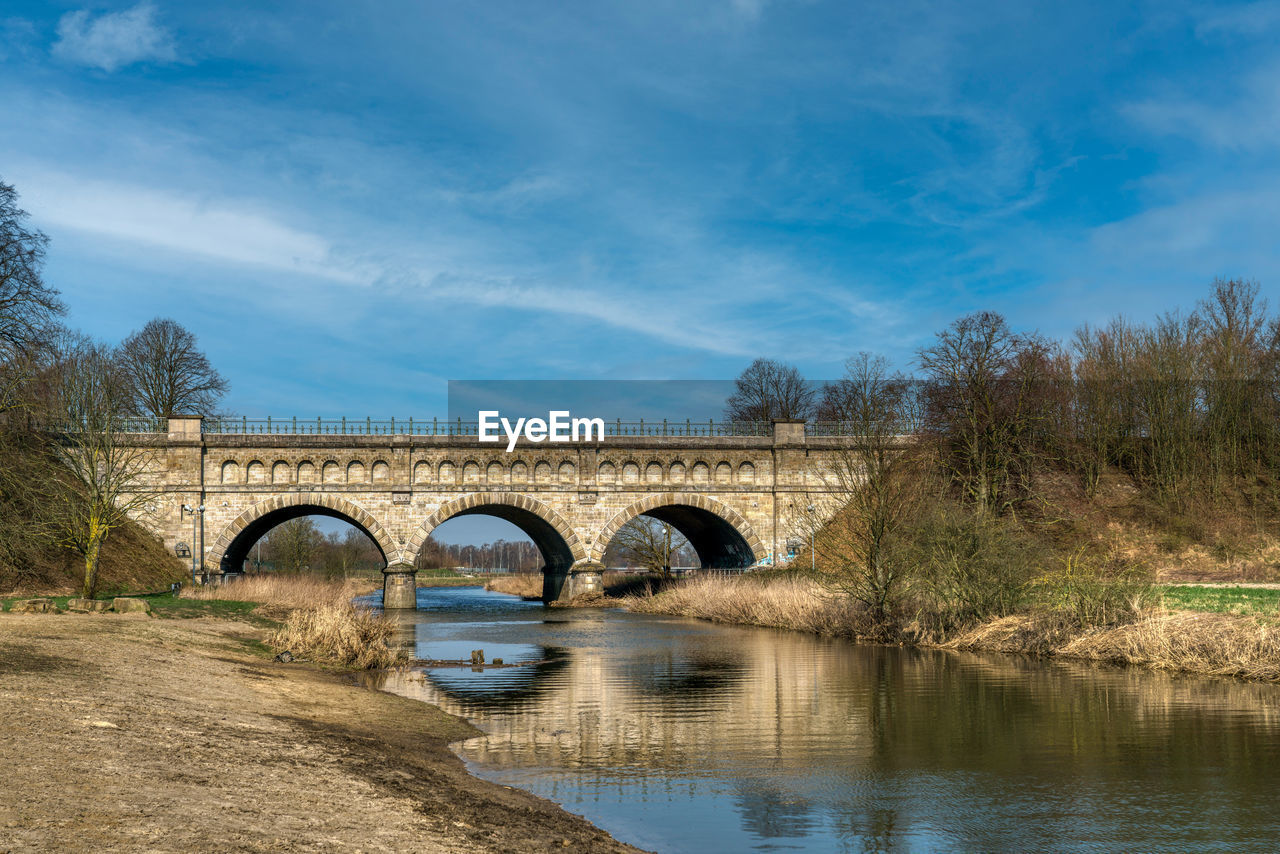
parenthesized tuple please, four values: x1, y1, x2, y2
(405, 492, 587, 568)
(207, 493, 400, 574)
(592, 493, 766, 569)
(404, 492, 589, 604)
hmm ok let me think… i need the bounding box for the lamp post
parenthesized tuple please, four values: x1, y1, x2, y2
(806, 504, 816, 573)
(182, 504, 205, 584)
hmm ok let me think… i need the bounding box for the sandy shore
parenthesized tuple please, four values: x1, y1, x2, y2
(0, 614, 641, 853)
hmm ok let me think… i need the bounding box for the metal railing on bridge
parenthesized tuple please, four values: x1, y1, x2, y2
(198, 416, 774, 437)
(49, 416, 167, 434)
(805, 421, 909, 437)
(79, 416, 889, 439)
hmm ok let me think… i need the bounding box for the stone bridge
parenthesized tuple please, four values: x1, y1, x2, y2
(127, 416, 854, 607)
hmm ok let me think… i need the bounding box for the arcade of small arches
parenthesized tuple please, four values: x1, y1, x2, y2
(216, 456, 761, 487)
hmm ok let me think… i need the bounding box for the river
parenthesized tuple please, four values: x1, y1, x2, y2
(361, 585, 1280, 853)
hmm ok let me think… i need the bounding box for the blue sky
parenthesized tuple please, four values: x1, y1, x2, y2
(3, 0, 1279, 422)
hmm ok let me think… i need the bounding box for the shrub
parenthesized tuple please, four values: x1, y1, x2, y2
(911, 504, 1043, 631)
(268, 602, 402, 669)
(1032, 547, 1152, 628)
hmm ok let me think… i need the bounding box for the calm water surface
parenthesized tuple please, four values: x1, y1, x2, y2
(361, 586, 1280, 853)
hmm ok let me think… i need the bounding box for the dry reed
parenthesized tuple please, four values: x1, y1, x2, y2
(630, 575, 1280, 682)
(268, 602, 403, 669)
(179, 573, 368, 609)
(1059, 611, 1280, 681)
(484, 574, 544, 598)
(182, 574, 400, 669)
(623, 575, 864, 636)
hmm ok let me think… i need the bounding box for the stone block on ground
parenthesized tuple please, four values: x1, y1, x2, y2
(67, 598, 111, 613)
(9, 598, 61, 614)
(111, 598, 151, 614)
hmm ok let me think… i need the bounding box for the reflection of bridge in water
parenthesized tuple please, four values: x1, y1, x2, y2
(123, 417, 861, 604)
(369, 599, 1280, 851)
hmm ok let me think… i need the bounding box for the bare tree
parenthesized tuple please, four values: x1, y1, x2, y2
(417, 536, 541, 572)
(725, 358, 815, 423)
(1070, 318, 1140, 496)
(0, 180, 65, 416)
(605, 516, 693, 577)
(1130, 312, 1202, 509)
(1196, 278, 1280, 489)
(917, 312, 1054, 516)
(805, 353, 927, 629)
(118, 317, 228, 417)
(316, 526, 382, 578)
(36, 337, 159, 598)
(263, 517, 322, 573)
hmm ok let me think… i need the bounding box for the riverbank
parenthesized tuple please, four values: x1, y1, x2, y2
(623, 575, 1280, 683)
(0, 612, 641, 853)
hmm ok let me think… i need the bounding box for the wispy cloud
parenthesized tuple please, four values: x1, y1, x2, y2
(19, 169, 354, 281)
(13, 163, 877, 361)
(1123, 63, 1280, 151)
(0, 17, 39, 63)
(1193, 1, 1280, 38)
(52, 3, 176, 72)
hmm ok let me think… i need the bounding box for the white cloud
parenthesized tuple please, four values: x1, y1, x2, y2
(52, 3, 176, 72)
(1123, 52, 1280, 151)
(420, 276, 761, 357)
(20, 169, 358, 282)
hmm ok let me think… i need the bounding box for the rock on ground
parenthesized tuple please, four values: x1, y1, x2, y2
(8, 599, 60, 615)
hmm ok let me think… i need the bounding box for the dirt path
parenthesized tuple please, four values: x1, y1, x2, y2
(0, 614, 642, 854)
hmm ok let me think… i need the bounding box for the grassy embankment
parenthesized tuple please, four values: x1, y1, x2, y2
(620, 451, 1280, 684)
(484, 574, 543, 597)
(0, 516, 188, 599)
(625, 574, 1280, 682)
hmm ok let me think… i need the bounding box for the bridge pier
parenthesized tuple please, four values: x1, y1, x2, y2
(382, 562, 417, 610)
(547, 561, 605, 604)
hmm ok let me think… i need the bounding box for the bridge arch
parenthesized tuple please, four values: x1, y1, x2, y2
(592, 494, 766, 569)
(208, 493, 400, 574)
(404, 492, 587, 575)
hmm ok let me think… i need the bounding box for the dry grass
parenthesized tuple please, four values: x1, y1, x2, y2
(268, 602, 404, 669)
(623, 575, 866, 636)
(631, 574, 1280, 682)
(944, 610, 1280, 681)
(484, 574, 543, 598)
(1059, 611, 1280, 681)
(179, 573, 370, 610)
(182, 573, 398, 669)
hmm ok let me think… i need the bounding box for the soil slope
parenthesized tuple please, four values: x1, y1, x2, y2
(0, 614, 641, 853)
